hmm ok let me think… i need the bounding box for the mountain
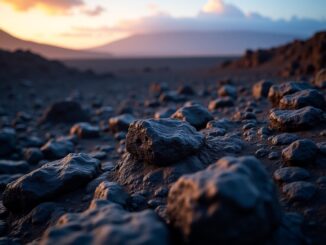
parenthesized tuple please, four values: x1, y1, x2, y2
(90, 31, 303, 57)
(0, 29, 109, 60)
(223, 31, 326, 77)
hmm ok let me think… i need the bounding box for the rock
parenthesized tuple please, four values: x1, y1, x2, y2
(95, 106, 114, 118)
(177, 85, 195, 95)
(233, 111, 256, 121)
(317, 142, 326, 154)
(218, 85, 237, 99)
(282, 181, 316, 202)
(268, 82, 312, 106)
(3, 153, 100, 212)
(39, 101, 90, 124)
(70, 122, 100, 138)
(279, 89, 326, 110)
(0, 127, 16, 157)
(255, 148, 269, 158)
(41, 139, 74, 160)
(270, 133, 300, 145)
(23, 148, 43, 164)
(0, 174, 23, 190)
(313, 68, 326, 88)
(252, 80, 273, 99)
(109, 114, 135, 133)
(126, 119, 204, 166)
(94, 181, 129, 206)
(167, 156, 281, 244)
(268, 151, 280, 160)
(269, 106, 323, 131)
(0, 160, 29, 174)
(149, 82, 169, 96)
(171, 104, 214, 129)
(273, 167, 310, 183)
(159, 91, 185, 103)
(40, 200, 169, 245)
(208, 97, 234, 110)
(154, 107, 176, 119)
(282, 139, 318, 166)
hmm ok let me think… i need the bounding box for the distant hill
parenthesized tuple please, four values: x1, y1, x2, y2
(223, 31, 326, 77)
(90, 31, 302, 57)
(0, 29, 109, 60)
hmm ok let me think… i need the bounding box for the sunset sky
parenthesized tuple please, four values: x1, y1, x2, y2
(0, 0, 325, 49)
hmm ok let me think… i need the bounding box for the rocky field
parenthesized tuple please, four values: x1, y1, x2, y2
(0, 33, 325, 245)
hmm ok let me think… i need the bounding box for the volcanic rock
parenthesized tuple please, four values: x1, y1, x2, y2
(282, 139, 318, 166)
(3, 153, 100, 212)
(23, 148, 44, 164)
(126, 119, 204, 166)
(94, 181, 129, 206)
(167, 156, 281, 244)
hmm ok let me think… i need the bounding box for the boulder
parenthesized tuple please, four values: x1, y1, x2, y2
(279, 89, 326, 110)
(39, 101, 90, 124)
(282, 139, 318, 166)
(269, 106, 323, 131)
(171, 104, 213, 129)
(167, 156, 281, 244)
(126, 119, 204, 166)
(40, 200, 169, 245)
(3, 153, 100, 212)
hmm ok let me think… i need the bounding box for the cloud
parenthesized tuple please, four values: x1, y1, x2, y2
(0, 0, 105, 16)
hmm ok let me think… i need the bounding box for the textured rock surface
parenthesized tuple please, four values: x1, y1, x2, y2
(167, 156, 281, 244)
(269, 106, 323, 131)
(208, 97, 234, 110)
(94, 181, 129, 206)
(0, 160, 29, 174)
(126, 119, 204, 165)
(270, 133, 300, 145)
(39, 101, 90, 124)
(252, 80, 273, 99)
(282, 139, 318, 166)
(279, 89, 326, 110)
(273, 167, 310, 183)
(40, 200, 169, 245)
(41, 139, 74, 160)
(70, 122, 100, 138)
(171, 104, 213, 129)
(314, 69, 326, 88)
(109, 114, 135, 133)
(283, 181, 316, 202)
(3, 153, 100, 212)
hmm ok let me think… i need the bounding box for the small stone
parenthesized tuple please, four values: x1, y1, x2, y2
(255, 148, 269, 158)
(268, 151, 280, 160)
(171, 104, 213, 129)
(270, 133, 300, 145)
(126, 119, 204, 165)
(154, 107, 176, 119)
(41, 139, 74, 160)
(94, 181, 129, 206)
(109, 114, 135, 133)
(282, 181, 316, 202)
(0, 160, 29, 174)
(208, 97, 234, 110)
(282, 139, 318, 166)
(0, 127, 16, 157)
(23, 148, 44, 164)
(177, 85, 195, 95)
(70, 122, 100, 138)
(313, 69, 326, 88)
(273, 167, 310, 183)
(252, 80, 273, 99)
(218, 85, 237, 99)
(269, 106, 323, 131)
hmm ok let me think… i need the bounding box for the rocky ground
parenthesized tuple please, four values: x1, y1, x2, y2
(0, 43, 325, 244)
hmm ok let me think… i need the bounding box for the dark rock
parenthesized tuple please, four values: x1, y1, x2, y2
(154, 107, 176, 119)
(40, 200, 169, 245)
(268, 82, 312, 106)
(171, 104, 213, 129)
(23, 148, 43, 164)
(233, 111, 256, 121)
(0, 160, 29, 174)
(208, 97, 234, 110)
(96, 106, 114, 119)
(149, 82, 169, 96)
(317, 142, 326, 154)
(279, 89, 326, 110)
(282, 139, 318, 165)
(255, 148, 269, 158)
(70, 122, 100, 138)
(313, 69, 326, 88)
(252, 80, 273, 99)
(41, 139, 74, 160)
(109, 114, 135, 133)
(0, 174, 22, 190)
(177, 85, 195, 95)
(3, 153, 100, 212)
(0, 127, 16, 157)
(218, 85, 237, 99)
(159, 91, 185, 103)
(273, 167, 310, 183)
(268, 151, 280, 160)
(94, 181, 129, 206)
(270, 133, 300, 145)
(167, 156, 281, 244)
(269, 106, 324, 131)
(89, 151, 107, 160)
(126, 119, 204, 166)
(39, 101, 90, 124)
(282, 181, 316, 202)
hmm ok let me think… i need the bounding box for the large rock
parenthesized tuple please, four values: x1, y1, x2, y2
(282, 139, 318, 166)
(3, 153, 100, 212)
(167, 156, 281, 244)
(269, 106, 324, 131)
(39, 101, 90, 124)
(268, 82, 312, 106)
(40, 200, 169, 245)
(0, 128, 16, 157)
(126, 119, 204, 166)
(171, 104, 213, 129)
(279, 89, 326, 110)
(252, 80, 273, 99)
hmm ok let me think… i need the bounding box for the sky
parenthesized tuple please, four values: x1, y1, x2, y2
(0, 0, 325, 49)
